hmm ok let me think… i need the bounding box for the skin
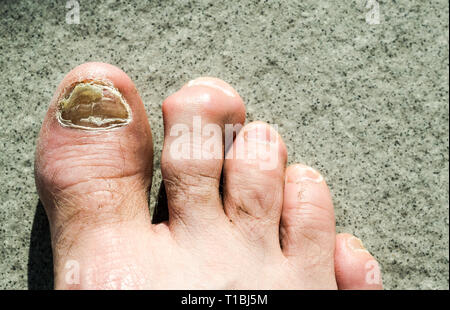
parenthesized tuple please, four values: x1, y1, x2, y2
(35, 62, 383, 289)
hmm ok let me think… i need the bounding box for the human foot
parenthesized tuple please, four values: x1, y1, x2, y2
(35, 62, 382, 289)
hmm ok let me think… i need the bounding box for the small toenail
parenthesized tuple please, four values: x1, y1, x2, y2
(348, 236, 370, 253)
(57, 80, 131, 130)
(244, 125, 276, 143)
(288, 165, 324, 184)
(186, 78, 236, 98)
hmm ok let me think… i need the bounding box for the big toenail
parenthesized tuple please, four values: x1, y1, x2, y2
(347, 236, 370, 253)
(186, 78, 236, 98)
(57, 80, 131, 130)
(288, 165, 324, 184)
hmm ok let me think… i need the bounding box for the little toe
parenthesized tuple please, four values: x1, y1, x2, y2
(335, 233, 383, 290)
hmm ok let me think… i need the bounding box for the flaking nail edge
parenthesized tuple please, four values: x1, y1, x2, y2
(56, 80, 132, 130)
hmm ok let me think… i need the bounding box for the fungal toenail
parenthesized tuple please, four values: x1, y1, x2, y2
(57, 80, 131, 130)
(288, 165, 324, 184)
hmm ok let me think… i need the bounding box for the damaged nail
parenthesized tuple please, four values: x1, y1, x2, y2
(288, 165, 324, 184)
(348, 236, 370, 253)
(57, 80, 131, 130)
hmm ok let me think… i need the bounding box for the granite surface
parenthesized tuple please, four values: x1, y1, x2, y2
(0, 0, 448, 289)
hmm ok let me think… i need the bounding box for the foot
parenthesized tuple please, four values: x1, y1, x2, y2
(35, 62, 382, 289)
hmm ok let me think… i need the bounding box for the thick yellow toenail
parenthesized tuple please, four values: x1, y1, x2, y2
(57, 80, 131, 130)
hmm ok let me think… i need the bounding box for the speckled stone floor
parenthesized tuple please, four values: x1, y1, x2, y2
(0, 0, 448, 290)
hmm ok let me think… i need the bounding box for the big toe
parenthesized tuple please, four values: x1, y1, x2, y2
(35, 62, 154, 289)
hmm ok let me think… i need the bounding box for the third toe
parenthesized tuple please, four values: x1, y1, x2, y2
(223, 122, 287, 250)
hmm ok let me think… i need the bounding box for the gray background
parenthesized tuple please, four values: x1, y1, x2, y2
(0, 0, 448, 289)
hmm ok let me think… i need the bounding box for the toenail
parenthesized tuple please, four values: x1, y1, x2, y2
(347, 236, 370, 253)
(186, 78, 237, 98)
(57, 80, 131, 130)
(244, 124, 276, 143)
(288, 165, 324, 184)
